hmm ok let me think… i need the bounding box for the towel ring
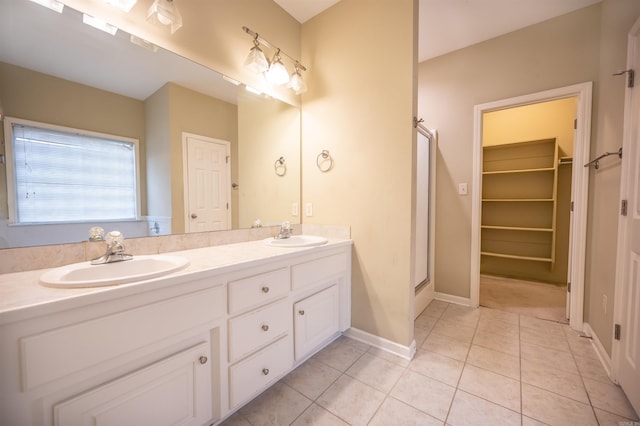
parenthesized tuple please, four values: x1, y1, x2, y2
(316, 150, 334, 173)
(274, 156, 287, 176)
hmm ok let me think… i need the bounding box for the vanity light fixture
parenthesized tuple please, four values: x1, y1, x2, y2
(105, 0, 137, 13)
(242, 26, 307, 95)
(265, 50, 290, 86)
(222, 75, 241, 86)
(82, 13, 118, 35)
(146, 0, 182, 34)
(130, 35, 158, 52)
(28, 0, 64, 13)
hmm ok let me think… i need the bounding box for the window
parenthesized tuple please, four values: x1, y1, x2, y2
(5, 118, 140, 224)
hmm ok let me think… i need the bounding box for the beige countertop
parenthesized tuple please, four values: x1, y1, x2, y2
(0, 238, 352, 325)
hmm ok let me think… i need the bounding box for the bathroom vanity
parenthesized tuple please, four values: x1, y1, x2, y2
(0, 238, 352, 425)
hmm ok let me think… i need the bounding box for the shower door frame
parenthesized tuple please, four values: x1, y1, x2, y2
(469, 82, 593, 331)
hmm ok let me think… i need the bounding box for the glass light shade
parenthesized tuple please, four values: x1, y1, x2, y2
(288, 71, 307, 94)
(146, 0, 182, 34)
(244, 46, 269, 74)
(265, 59, 290, 86)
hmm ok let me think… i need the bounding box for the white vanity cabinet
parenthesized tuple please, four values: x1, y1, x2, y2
(0, 240, 352, 426)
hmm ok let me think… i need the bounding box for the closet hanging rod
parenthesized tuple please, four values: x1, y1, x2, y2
(584, 147, 622, 170)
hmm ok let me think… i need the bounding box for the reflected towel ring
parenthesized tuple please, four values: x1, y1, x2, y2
(316, 150, 334, 173)
(274, 156, 287, 176)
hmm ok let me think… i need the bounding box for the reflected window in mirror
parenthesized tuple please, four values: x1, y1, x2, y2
(5, 117, 140, 224)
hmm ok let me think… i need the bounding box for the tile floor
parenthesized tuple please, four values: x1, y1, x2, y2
(221, 300, 639, 425)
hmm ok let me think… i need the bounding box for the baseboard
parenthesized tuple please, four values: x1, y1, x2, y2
(434, 292, 471, 307)
(582, 322, 613, 379)
(344, 327, 416, 360)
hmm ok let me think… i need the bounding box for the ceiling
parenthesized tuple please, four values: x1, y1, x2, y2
(275, 0, 602, 62)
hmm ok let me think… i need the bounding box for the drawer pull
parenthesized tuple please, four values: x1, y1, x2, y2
(262, 368, 270, 376)
(298, 310, 305, 316)
(261, 286, 270, 293)
(199, 356, 208, 365)
(261, 324, 269, 331)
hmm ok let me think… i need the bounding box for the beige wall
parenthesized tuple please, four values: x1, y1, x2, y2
(481, 98, 576, 284)
(237, 91, 300, 228)
(0, 62, 146, 217)
(419, 1, 640, 355)
(301, 0, 417, 346)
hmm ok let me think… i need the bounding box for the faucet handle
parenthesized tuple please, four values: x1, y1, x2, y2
(106, 231, 124, 246)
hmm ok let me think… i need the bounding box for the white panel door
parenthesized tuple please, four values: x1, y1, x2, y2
(613, 17, 640, 416)
(185, 134, 230, 233)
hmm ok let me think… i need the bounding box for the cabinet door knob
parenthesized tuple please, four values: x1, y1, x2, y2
(191, 213, 198, 219)
(262, 368, 270, 376)
(199, 356, 208, 365)
(298, 310, 305, 315)
(261, 286, 269, 293)
(261, 324, 269, 331)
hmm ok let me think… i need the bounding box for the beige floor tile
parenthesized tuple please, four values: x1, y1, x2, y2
(476, 316, 519, 338)
(219, 412, 252, 426)
(522, 383, 597, 426)
(239, 382, 312, 426)
(367, 346, 411, 368)
(291, 403, 349, 426)
(283, 358, 342, 400)
(346, 352, 406, 393)
(312, 337, 368, 372)
(440, 305, 481, 328)
(479, 306, 520, 324)
(421, 331, 471, 362)
(410, 348, 464, 386)
(414, 326, 430, 349)
(520, 315, 566, 335)
(446, 390, 520, 426)
(420, 300, 449, 318)
(520, 358, 589, 403)
(574, 354, 611, 384)
(520, 325, 570, 352)
(521, 342, 578, 374)
(431, 319, 476, 343)
(521, 416, 548, 426)
(390, 370, 456, 421)
(317, 375, 385, 426)
(565, 331, 600, 360)
(593, 407, 639, 426)
(458, 364, 521, 412)
(583, 377, 639, 420)
(466, 345, 520, 380)
(473, 328, 520, 357)
(369, 397, 444, 426)
(415, 314, 439, 332)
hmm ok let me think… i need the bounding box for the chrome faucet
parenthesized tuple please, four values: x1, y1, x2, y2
(91, 231, 133, 264)
(275, 221, 292, 239)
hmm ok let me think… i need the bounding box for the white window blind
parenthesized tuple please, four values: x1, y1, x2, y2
(10, 122, 138, 224)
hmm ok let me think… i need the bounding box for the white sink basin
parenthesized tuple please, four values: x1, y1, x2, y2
(40, 255, 190, 288)
(264, 235, 328, 248)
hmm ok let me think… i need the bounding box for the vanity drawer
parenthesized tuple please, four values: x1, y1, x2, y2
(228, 299, 290, 362)
(228, 335, 293, 409)
(228, 268, 289, 314)
(292, 253, 347, 290)
(20, 285, 225, 391)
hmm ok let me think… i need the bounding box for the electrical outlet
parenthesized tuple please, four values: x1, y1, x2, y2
(305, 202, 313, 217)
(602, 294, 607, 315)
(458, 183, 468, 195)
(291, 202, 299, 216)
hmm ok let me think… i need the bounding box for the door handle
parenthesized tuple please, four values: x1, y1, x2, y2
(191, 213, 198, 219)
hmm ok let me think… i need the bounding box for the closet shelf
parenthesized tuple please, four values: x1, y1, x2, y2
(481, 225, 553, 232)
(482, 198, 553, 202)
(481, 251, 553, 263)
(482, 167, 555, 175)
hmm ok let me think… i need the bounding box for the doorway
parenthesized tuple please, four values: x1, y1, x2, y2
(470, 83, 593, 331)
(182, 133, 231, 233)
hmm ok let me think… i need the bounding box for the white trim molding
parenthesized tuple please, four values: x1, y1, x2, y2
(344, 328, 416, 360)
(434, 292, 471, 307)
(582, 322, 614, 382)
(469, 82, 593, 332)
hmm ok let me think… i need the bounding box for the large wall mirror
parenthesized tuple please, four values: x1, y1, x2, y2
(0, 1, 301, 248)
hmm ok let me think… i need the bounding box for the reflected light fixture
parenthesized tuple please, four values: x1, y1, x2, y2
(288, 62, 308, 94)
(82, 14, 118, 35)
(242, 26, 307, 95)
(105, 0, 137, 12)
(265, 50, 290, 86)
(28, 0, 64, 13)
(146, 0, 182, 34)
